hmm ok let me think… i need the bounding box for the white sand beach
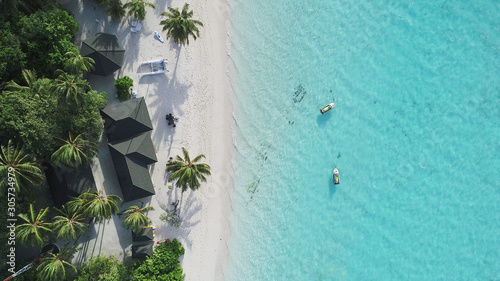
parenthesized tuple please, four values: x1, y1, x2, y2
(59, 0, 234, 280)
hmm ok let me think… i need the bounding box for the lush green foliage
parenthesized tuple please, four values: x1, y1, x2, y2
(75, 255, 132, 281)
(15, 204, 52, 247)
(68, 190, 122, 223)
(133, 239, 185, 281)
(123, 205, 154, 232)
(0, 21, 26, 83)
(36, 246, 78, 281)
(17, 7, 79, 79)
(0, 139, 44, 193)
(160, 3, 203, 46)
(51, 204, 88, 241)
(64, 51, 95, 75)
(114, 76, 133, 101)
(51, 133, 99, 169)
(124, 0, 156, 21)
(0, 0, 54, 18)
(104, 0, 126, 21)
(166, 147, 211, 192)
(0, 76, 105, 158)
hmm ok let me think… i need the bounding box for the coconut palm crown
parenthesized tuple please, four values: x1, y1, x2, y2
(0, 139, 44, 193)
(53, 70, 90, 104)
(2, 69, 42, 100)
(166, 147, 211, 192)
(63, 51, 95, 75)
(16, 204, 52, 247)
(51, 133, 98, 169)
(122, 205, 154, 232)
(51, 204, 88, 241)
(105, 0, 126, 21)
(160, 3, 204, 46)
(124, 0, 155, 21)
(36, 249, 77, 281)
(77, 189, 122, 223)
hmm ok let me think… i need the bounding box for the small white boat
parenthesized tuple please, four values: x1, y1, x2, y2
(320, 103, 335, 114)
(139, 59, 169, 76)
(333, 168, 340, 185)
(154, 31, 164, 43)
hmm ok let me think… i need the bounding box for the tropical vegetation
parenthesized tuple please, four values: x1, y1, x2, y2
(160, 3, 203, 45)
(133, 239, 185, 281)
(124, 0, 156, 21)
(104, 0, 126, 21)
(115, 76, 134, 101)
(122, 205, 154, 232)
(63, 51, 95, 75)
(51, 133, 98, 169)
(75, 255, 132, 281)
(36, 246, 77, 281)
(166, 147, 211, 192)
(0, 74, 105, 158)
(68, 190, 122, 223)
(51, 204, 88, 241)
(0, 139, 44, 193)
(15, 204, 51, 247)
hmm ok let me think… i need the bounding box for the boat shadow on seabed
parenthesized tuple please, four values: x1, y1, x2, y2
(316, 111, 332, 126)
(329, 178, 337, 199)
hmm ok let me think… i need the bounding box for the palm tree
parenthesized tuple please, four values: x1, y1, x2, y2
(53, 71, 90, 104)
(3, 69, 41, 100)
(51, 204, 88, 241)
(122, 205, 154, 232)
(160, 3, 203, 46)
(124, 0, 155, 21)
(79, 190, 122, 223)
(63, 51, 95, 75)
(166, 147, 211, 192)
(16, 204, 52, 247)
(36, 248, 77, 281)
(0, 139, 44, 193)
(51, 133, 98, 169)
(105, 0, 126, 21)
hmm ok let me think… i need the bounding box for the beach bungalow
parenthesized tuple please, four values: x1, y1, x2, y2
(101, 97, 157, 202)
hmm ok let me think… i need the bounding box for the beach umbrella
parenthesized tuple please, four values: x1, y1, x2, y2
(81, 33, 125, 76)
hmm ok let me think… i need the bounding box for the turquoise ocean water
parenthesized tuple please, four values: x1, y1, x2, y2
(226, 1, 499, 280)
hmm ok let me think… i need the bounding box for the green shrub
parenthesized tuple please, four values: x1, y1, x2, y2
(114, 76, 133, 101)
(75, 255, 132, 281)
(17, 7, 79, 79)
(133, 239, 185, 281)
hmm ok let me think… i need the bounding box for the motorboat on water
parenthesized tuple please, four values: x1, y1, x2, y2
(333, 168, 340, 185)
(320, 103, 335, 114)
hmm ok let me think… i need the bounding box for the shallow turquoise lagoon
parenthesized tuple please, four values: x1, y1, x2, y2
(226, 1, 499, 280)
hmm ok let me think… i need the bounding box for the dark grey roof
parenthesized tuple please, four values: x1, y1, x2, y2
(101, 98, 153, 142)
(132, 241, 154, 259)
(108, 133, 157, 202)
(132, 227, 155, 242)
(45, 164, 97, 208)
(81, 33, 124, 76)
(109, 132, 157, 164)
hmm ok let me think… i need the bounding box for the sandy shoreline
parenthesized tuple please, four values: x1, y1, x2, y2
(61, 0, 234, 280)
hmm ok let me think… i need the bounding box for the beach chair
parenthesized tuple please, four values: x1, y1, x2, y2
(131, 23, 142, 33)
